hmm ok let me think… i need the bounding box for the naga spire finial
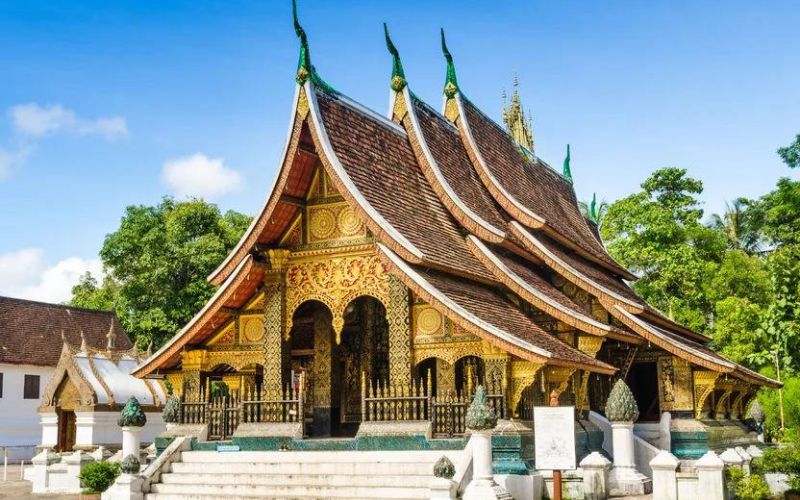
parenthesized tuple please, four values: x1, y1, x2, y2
(563, 144, 573, 182)
(383, 23, 406, 92)
(106, 320, 116, 351)
(79, 330, 87, 352)
(292, 0, 312, 84)
(441, 29, 459, 98)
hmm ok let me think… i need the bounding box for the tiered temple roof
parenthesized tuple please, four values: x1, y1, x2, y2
(133, 8, 779, 390)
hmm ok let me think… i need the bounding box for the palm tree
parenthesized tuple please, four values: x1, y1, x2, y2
(579, 193, 609, 230)
(709, 198, 762, 254)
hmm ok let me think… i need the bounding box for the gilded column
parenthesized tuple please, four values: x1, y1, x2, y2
(386, 275, 412, 388)
(181, 349, 207, 401)
(262, 251, 289, 399)
(311, 307, 333, 436)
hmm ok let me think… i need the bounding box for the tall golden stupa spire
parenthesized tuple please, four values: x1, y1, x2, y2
(502, 75, 534, 151)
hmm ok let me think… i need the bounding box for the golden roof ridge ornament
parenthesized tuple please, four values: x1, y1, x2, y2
(383, 23, 406, 92)
(502, 75, 534, 151)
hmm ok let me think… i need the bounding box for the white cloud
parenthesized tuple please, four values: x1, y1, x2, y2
(162, 153, 243, 199)
(0, 248, 102, 304)
(8, 103, 128, 139)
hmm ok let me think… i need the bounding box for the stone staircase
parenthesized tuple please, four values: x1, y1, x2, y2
(144, 449, 466, 500)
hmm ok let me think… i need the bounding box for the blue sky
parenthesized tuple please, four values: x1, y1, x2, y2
(1, 0, 798, 302)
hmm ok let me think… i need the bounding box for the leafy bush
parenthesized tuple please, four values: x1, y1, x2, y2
(78, 461, 120, 493)
(726, 467, 771, 500)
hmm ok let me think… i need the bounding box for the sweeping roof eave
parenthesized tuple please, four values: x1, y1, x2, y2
(377, 243, 617, 375)
(451, 93, 637, 281)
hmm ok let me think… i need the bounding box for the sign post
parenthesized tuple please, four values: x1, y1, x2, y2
(534, 392, 576, 500)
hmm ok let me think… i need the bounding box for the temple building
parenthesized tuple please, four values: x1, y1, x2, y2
(133, 10, 779, 459)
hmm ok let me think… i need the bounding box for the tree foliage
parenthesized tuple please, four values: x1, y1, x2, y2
(778, 134, 800, 169)
(70, 197, 251, 349)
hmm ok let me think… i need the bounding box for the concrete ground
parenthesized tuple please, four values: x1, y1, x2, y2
(0, 465, 78, 500)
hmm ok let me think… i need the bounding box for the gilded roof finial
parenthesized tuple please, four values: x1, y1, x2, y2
(146, 341, 153, 358)
(502, 75, 534, 151)
(563, 144, 573, 182)
(292, 0, 311, 85)
(383, 23, 406, 92)
(106, 321, 116, 351)
(441, 29, 459, 98)
(79, 330, 87, 352)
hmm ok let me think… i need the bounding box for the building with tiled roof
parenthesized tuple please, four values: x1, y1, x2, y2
(0, 296, 131, 459)
(133, 7, 778, 459)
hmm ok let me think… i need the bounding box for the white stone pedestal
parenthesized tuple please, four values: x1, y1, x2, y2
(30, 448, 59, 493)
(429, 477, 456, 499)
(608, 422, 650, 496)
(650, 450, 679, 500)
(463, 431, 512, 500)
(580, 451, 612, 500)
(696, 451, 725, 500)
(122, 427, 142, 460)
(39, 414, 59, 449)
(102, 473, 144, 500)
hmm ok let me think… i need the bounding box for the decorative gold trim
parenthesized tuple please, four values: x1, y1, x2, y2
(694, 370, 720, 419)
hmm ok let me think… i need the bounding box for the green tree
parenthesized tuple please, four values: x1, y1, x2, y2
(778, 134, 800, 169)
(708, 198, 763, 254)
(759, 178, 800, 247)
(70, 198, 251, 349)
(602, 168, 725, 331)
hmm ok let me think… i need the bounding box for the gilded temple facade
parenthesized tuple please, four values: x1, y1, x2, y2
(133, 13, 779, 456)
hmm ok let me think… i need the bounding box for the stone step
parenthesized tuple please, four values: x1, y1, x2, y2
(169, 460, 434, 476)
(145, 495, 422, 500)
(149, 482, 431, 498)
(160, 472, 432, 488)
(179, 450, 457, 464)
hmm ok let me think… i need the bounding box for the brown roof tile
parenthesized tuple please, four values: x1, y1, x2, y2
(315, 89, 493, 281)
(411, 97, 509, 233)
(0, 296, 130, 367)
(461, 98, 630, 277)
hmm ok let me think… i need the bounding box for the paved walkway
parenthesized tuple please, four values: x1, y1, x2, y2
(0, 466, 78, 500)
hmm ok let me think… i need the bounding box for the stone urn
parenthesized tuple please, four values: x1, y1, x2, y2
(462, 386, 512, 500)
(605, 379, 651, 496)
(118, 396, 147, 460)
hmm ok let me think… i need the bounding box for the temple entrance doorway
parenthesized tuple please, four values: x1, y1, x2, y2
(627, 362, 660, 421)
(57, 409, 76, 452)
(289, 297, 389, 438)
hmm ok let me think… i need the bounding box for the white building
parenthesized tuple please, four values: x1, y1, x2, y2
(0, 296, 131, 460)
(39, 338, 167, 451)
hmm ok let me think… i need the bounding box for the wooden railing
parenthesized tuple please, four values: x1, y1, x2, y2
(361, 372, 431, 422)
(360, 372, 507, 437)
(179, 375, 304, 440)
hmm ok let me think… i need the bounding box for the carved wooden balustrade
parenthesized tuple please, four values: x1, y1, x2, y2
(179, 375, 304, 440)
(360, 371, 507, 438)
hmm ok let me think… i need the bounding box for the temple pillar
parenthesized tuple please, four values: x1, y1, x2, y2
(181, 350, 207, 401)
(387, 275, 412, 388)
(263, 250, 289, 399)
(311, 307, 333, 436)
(484, 355, 509, 416)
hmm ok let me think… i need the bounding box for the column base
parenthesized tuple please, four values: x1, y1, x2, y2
(608, 466, 652, 496)
(463, 479, 514, 500)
